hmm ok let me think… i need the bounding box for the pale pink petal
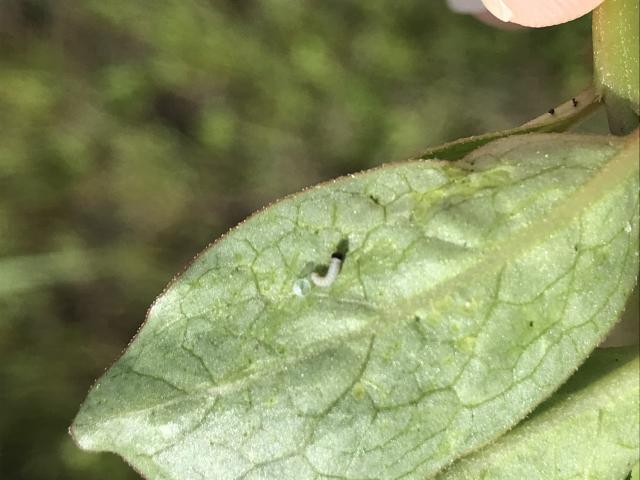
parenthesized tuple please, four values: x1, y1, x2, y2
(447, 0, 521, 29)
(481, 0, 605, 27)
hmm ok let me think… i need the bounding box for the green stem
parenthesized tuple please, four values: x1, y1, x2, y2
(592, 0, 640, 135)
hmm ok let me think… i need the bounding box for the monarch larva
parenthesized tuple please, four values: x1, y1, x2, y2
(310, 252, 344, 288)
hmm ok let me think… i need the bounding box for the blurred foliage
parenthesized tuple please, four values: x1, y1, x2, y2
(0, 0, 595, 478)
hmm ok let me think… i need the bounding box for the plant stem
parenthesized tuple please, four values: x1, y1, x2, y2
(593, 0, 640, 134)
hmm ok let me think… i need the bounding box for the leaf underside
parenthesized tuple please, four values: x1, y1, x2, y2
(72, 132, 639, 480)
(417, 87, 599, 161)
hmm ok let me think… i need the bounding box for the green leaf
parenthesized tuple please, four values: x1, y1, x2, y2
(437, 347, 640, 479)
(632, 461, 640, 480)
(72, 132, 639, 480)
(418, 87, 600, 161)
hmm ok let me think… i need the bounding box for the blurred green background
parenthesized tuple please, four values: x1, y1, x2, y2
(0, 1, 599, 478)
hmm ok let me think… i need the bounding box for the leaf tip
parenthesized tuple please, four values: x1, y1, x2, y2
(68, 414, 97, 451)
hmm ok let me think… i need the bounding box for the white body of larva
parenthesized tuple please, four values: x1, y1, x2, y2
(310, 255, 343, 288)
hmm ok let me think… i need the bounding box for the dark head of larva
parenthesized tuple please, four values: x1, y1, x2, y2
(333, 237, 349, 260)
(572, 98, 578, 107)
(548, 107, 555, 115)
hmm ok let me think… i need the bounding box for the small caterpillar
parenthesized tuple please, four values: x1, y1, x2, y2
(310, 252, 344, 288)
